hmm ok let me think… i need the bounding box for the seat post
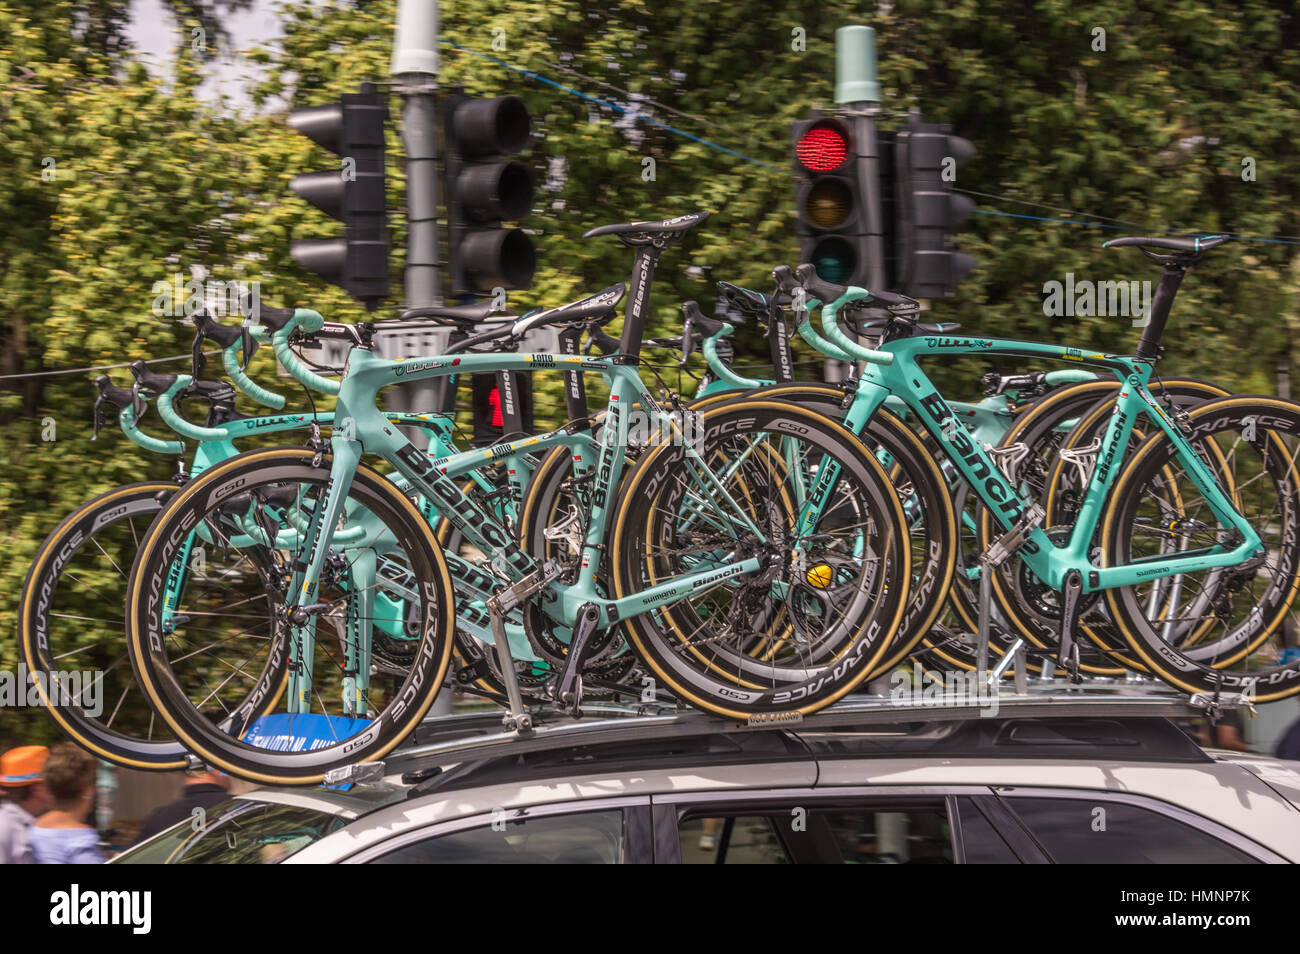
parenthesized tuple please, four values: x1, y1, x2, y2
(767, 296, 795, 384)
(558, 326, 590, 431)
(434, 327, 469, 413)
(1135, 262, 1186, 361)
(619, 244, 664, 359)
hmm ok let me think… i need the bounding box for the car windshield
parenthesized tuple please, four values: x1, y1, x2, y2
(113, 799, 349, 864)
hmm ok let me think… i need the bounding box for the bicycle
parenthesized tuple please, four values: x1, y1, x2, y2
(20, 289, 637, 769)
(18, 352, 464, 769)
(792, 233, 1300, 700)
(124, 211, 914, 784)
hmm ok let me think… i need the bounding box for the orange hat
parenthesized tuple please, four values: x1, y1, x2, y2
(0, 745, 49, 787)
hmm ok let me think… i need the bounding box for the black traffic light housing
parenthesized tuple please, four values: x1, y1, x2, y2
(893, 116, 977, 299)
(792, 114, 866, 287)
(445, 92, 537, 297)
(287, 84, 389, 309)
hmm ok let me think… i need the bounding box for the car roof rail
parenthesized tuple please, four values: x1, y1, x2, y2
(331, 688, 1239, 789)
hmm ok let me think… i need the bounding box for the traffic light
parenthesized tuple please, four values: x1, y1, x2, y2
(471, 371, 533, 445)
(792, 114, 865, 286)
(287, 84, 389, 309)
(445, 93, 537, 297)
(892, 116, 977, 299)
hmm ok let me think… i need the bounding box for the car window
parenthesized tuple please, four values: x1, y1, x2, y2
(954, 798, 1021, 864)
(679, 805, 953, 864)
(371, 810, 624, 864)
(1005, 797, 1259, 864)
(679, 815, 790, 864)
(821, 808, 953, 863)
(114, 802, 348, 864)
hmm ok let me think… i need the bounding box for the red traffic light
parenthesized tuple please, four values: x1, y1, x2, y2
(796, 121, 850, 173)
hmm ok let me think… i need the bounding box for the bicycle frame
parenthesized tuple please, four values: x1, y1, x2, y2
(308, 346, 768, 638)
(135, 380, 541, 689)
(838, 332, 1262, 594)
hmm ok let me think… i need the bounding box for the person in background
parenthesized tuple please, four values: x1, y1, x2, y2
(0, 745, 50, 864)
(1208, 710, 1251, 752)
(133, 764, 232, 844)
(1276, 714, 1300, 761)
(29, 744, 104, 864)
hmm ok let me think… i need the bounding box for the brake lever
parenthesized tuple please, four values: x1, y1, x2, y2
(130, 379, 146, 425)
(191, 326, 207, 378)
(92, 389, 106, 441)
(240, 323, 259, 370)
(679, 310, 696, 366)
(583, 322, 620, 356)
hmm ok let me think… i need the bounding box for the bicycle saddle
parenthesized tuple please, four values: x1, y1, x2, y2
(399, 300, 513, 326)
(859, 318, 962, 335)
(1103, 234, 1231, 255)
(716, 282, 769, 316)
(513, 284, 626, 336)
(582, 211, 710, 246)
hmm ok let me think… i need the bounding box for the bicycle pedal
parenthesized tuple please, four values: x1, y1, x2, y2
(981, 504, 1045, 568)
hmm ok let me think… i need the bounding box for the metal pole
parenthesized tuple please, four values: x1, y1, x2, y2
(389, 0, 442, 434)
(836, 26, 885, 294)
(391, 0, 451, 715)
(392, 0, 441, 310)
(834, 26, 887, 381)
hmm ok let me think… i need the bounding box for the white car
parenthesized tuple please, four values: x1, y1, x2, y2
(113, 693, 1300, 864)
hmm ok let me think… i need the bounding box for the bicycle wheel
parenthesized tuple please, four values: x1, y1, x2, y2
(19, 483, 191, 769)
(976, 378, 1221, 676)
(610, 400, 910, 717)
(126, 447, 456, 784)
(463, 454, 643, 702)
(691, 384, 956, 679)
(1104, 395, 1300, 700)
(1040, 378, 1231, 669)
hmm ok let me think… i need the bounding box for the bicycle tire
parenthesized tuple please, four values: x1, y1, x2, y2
(689, 384, 956, 679)
(125, 447, 456, 784)
(1103, 395, 1300, 701)
(19, 482, 191, 769)
(610, 400, 910, 717)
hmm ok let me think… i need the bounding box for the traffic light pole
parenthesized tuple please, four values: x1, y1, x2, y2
(833, 25, 886, 383)
(400, 92, 440, 308)
(836, 27, 885, 293)
(392, 0, 452, 714)
(392, 0, 441, 310)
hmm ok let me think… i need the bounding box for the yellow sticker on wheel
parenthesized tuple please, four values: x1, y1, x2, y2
(806, 564, 834, 588)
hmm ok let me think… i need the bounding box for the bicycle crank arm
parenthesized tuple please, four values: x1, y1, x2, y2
(549, 602, 605, 717)
(1056, 568, 1084, 683)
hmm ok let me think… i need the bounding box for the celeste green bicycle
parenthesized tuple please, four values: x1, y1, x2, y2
(793, 233, 1300, 701)
(124, 212, 914, 785)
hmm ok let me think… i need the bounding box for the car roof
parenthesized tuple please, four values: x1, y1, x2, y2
(237, 692, 1297, 863)
(1208, 750, 1300, 811)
